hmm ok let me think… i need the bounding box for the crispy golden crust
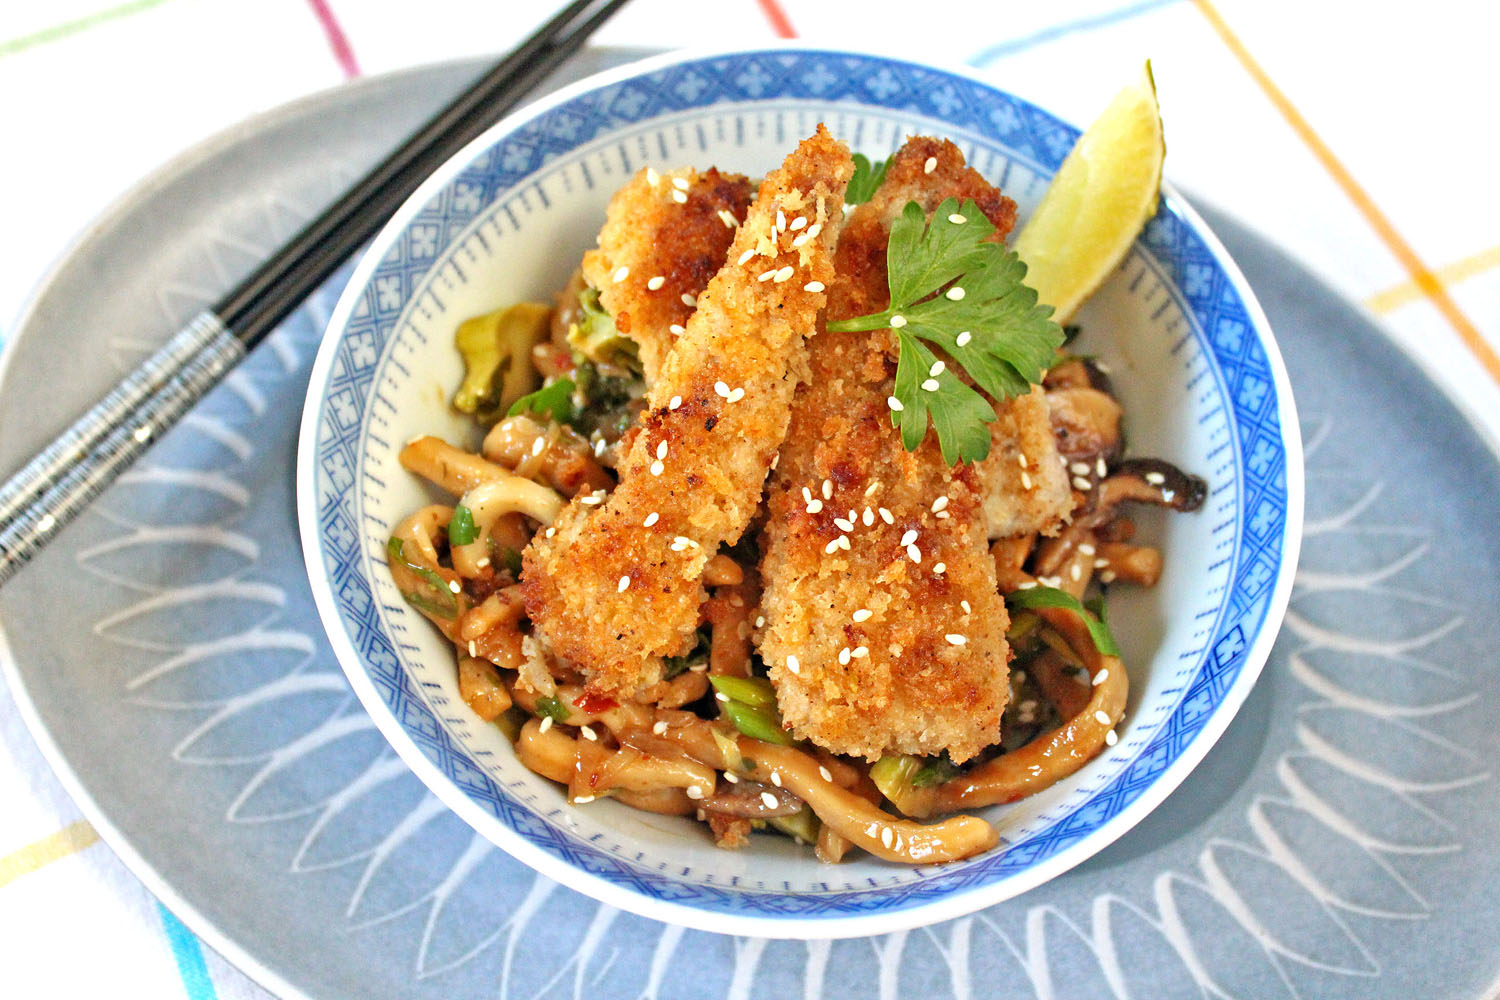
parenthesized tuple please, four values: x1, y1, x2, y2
(581, 167, 755, 383)
(977, 387, 1072, 538)
(756, 138, 1016, 763)
(524, 127, 853, 698)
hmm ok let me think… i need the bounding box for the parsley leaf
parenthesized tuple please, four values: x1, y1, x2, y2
(846, 152, 893, 204)
(447, 504, 477, 546)
(826, 197, 1065, 464)
(1005, 586, 1120, 657)
(507, 377, 575, 422)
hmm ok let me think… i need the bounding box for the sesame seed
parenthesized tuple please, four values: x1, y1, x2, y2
(787, 654, 800, 675)
(593, 439, 607, 457)
(948, 213, 967, 224)
(755, 615, 765, 627)
(718, 209, 738, 228)
(1021, 471, 1034, 490)
(580, 494, 602, 506)
(1040, 575, 1062, 588)
(1106, 729, 1119, 747)
(617, 576, 630, 593)
(837, 536, 850, 551)
(776, 209, 786, 231)
(806, 222, 822, 238)
(922, 379, 940, 391)
(672, 176, 690, 190)
(669, 323, 685, 335)
(1093, 668, 1109, 687)
(955, 331, 972, 347)
(671, 536, 692, 551)
(770, 770, 783, 787)
(758, 268, 777, 283)
(933, 562, 946, 574)
(900, 529, 918, 547)
(907, 544, 922, 563)
(932, 496, 949, 512)
(790, 216, 807, 231)
(1016, 453, 1029, 469)
(671, 189, 687, 204)
(819, 766, 833, 782)
(945, 633, 966, 646)
(545, 527, 556, 538)
(803, 280, 825, 292)
(887, 396, 904, 412)
(646, 167, 660, 186)
(715, 381, 730, 398)
(853, 608, 873, 623)
(573, 794, 595, 804)
(581, 724, 599, 741)
(851, 646, 869, 659)
(1071, 462, 1091, 476)
(1073, 476, 1092, 491)
(825, 539, 841, 555)
(1097, 457, 1108, 478)
(686, 785, 704, 800)
(803, 487, 813, 503)
(924, 156, 937, 174)
(760, 791, 780, 809)
(936, 511, 950, 520)
(773, 266, 795, 283)
(467, 640, 477, 656)
(681, 293, 696, 307)
(727, 387, 745, 403)
(476, 557, 491, 568)
(716, 692, 729, 703)
(881, 826, 896, 849)
(1145, 471, 1166, 485)
(1070, 564, 1082, 581)
(1095, 557, 1111, 569)
(864, 481, 881, 497)
(879, 508, 894, 524)
(1078, 543, 1096, 556)
(644, 512, 660, 527)
(539, 716, 554, 733)
(738, 248, 757, 265)
(650, 461, 664, 476)
(890, 314, 907, 328)
(862, 508, 875, 526)
(724, 771, 740, 783)
(929, 360, 946, 377)
(656, 440, 669, 460)
(1060, 455, 1070, 467)
(669, 395, 682, 410)
(1017, 579, 1036, 589)
(835, 517, 854, 532)
(531, 436, 546, 457)
(838, 647, 851, 665)
(792, 232, 811, 248)
(961, 600, 971, 614)
(448, 579, 461, 594)
(1094, 710, 1112, 725)
(612, 266, 630, 283)
(822, 479, 833, 499)
(946, 286, 966, 301)
(1095, 360, 1112, 373)
(653, 720, 669, 735)
(1101, 570, 1117, 583)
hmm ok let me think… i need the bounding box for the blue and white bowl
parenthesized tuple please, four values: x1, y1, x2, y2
(297, 45, 1302, 938)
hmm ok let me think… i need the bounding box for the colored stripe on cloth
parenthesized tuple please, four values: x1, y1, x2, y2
(157, 903, 220, 1000)
(1367, 240, 1500, 315)
(969, 0, 1182, 67)
(1193, 0, 1500, 389)
(755, 0, 797, 38)
(304, 0, 361, 78)
(0, 0, 173, 58)
(0, 820, 98, 888)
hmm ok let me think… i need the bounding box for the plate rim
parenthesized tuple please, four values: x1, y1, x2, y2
(295, 42, 1304, 939)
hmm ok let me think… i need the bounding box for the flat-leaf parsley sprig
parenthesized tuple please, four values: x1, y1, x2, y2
(825, 196, 1064, 464)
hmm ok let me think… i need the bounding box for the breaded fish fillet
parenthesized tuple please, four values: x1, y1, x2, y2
(580, 167, 755, 383)
(523, 126, 853, 698)
(978, 386, 1072, 538)
(757, 138, 1035, 763)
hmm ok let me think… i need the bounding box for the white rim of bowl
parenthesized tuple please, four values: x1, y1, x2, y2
(296, 41, 1305, 939)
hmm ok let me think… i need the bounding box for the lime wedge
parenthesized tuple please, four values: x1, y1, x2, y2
(1012, 63, 1165, 324)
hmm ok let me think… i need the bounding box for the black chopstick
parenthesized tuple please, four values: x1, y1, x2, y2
(0, 0, 629, 588)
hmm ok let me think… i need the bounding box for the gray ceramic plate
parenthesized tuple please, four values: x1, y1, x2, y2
(3, 55, 1499, 1000)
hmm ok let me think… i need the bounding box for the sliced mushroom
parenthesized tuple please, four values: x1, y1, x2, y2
(1048, 386, 1123, 466)
(700, 778, 803, 818)
(1097, 459, 1207, 514)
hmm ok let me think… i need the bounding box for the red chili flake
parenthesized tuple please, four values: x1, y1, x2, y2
(574, 691, 618, 714)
